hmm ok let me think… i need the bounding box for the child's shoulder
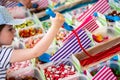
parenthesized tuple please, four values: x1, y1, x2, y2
(0, 46, 13, 53)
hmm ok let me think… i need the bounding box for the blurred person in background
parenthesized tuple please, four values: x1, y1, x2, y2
(0, 0, 32, 8)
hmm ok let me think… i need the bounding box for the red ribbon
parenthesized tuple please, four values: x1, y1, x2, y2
(72, 30, 92, 57)
(80, 43, 120, 66)
(72, 30, 120, 67)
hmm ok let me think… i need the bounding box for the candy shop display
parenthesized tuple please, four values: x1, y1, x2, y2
(6, 0, 120, 80)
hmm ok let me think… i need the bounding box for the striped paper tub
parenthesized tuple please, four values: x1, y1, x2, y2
(92, 66, 117, 80)
(37, 0, 48, 8)
(5, 1, 18, 8)
(63, 15, 99, 43)
(50, 29, 91, 65)
(77, 0, 110, 22)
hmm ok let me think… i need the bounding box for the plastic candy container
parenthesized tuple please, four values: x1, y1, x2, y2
(18, 26, 43, 39)
(7, 66, 41, 80)
(14, 18, 44, 41)
(38, 59, 88, 80)
(14, 19, 35, 29)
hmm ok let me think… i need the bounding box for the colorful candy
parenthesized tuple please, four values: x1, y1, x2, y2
(25, 36, 42, 48)
(14, 20, 34, 29)
(44, 64, 76, 80)
(19, 27, 43, 38)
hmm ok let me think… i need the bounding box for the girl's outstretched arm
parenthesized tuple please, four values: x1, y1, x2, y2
(10, 12, 65, 63)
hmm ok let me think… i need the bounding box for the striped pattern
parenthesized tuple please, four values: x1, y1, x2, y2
(1, 0, 49, 8)
(0, 0, 7, 6)
(92, 66, 117, 80)
(5, 1, 18, 7)
(51, 0, 59, 3)
(0, 47, 13, 80)
(37, 0, 49, 8)
(0, 69, 7, 80)
(0, 0, 18, 8)
(54, 59, 71, 66)
(63, 16, 99, 43)
(50, 29, 91, 65)
(77, 0, 110, 21)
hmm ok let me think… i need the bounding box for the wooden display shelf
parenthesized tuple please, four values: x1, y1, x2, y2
(75, 36, 120, 70)
(30, 0, 92, 18)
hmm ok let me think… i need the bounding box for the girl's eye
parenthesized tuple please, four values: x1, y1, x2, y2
(9, 28, 12, 31)
(8, 28, 15, 32)
(9, 28, 13, 31)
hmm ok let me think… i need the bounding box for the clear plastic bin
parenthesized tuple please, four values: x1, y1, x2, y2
(38, 59, 89, 80)
(7, 66, 42, 80)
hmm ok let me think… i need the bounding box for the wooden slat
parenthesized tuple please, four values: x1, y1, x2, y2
(75, 36, 120, 69)
(83, 51, 120, 70)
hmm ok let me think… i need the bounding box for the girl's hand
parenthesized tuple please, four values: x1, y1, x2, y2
(50, 12, 65, 29)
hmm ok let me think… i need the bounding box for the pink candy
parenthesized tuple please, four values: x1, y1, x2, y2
(7, 60, 31, 73)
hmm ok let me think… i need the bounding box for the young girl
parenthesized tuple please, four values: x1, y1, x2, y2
(0, 6, 65, 80)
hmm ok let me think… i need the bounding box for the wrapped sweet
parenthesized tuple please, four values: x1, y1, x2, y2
(18, 27, 43, 38)
(25, 36, 43, 48)
(7, 60, 31, 74)
(14, 20, 35, 29)
(43, 64, 76, 80)
(56, 30, 67, 41)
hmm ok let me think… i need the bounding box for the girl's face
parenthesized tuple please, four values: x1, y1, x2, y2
(0, 25, 16, 46)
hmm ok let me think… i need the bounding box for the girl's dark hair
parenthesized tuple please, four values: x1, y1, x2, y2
(0, 24, 6, 32)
